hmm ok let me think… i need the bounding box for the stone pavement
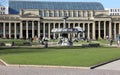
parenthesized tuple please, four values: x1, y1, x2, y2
(95, 60, 120, 71)
(0, 58, 120, 75)
(0, 65, 120, 75)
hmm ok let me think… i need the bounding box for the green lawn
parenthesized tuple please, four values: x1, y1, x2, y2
(0, 38, 27, 46)
(0, 47, 120, 67)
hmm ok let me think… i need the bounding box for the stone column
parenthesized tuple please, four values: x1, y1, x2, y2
(43, 23, 45, 37)
(92, 23, 95, 40)
(78, 23, 81, 39)
(85, 11, 88, 17)
(38, 21, 40, 38)
(9, 22, 11, 38)
(88, 23, 90, 39)
(14, 23, 17, 39)
(48, 11, 49, 17)
(72, 10, 73, 17)
(83, 23, 85, 38)
(68, 23, 70, 38)
(104, 21, 106, 39)
(20, 22, 23, 38)
(76, 11, 78, 17)
(114, 23, 116, 39)
(48, 23, 51, 39)
(98, 21, 101, 38)
(58, 23, 60, 38)
(3, 22, 5, 38)
(67, 10, 69, 16)
(81, 11, 83, 17)
(109, 21, 112, 38)
(42, 10, 44, 17)
(26, 21, 28, 39)
(62, 10, 64, 17)
(53, 23, 56, 39)
(73, 23, 75, 37)
(53, 11, 55, 17)
(32, 21, 34, 38)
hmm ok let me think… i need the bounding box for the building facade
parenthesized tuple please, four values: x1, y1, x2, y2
(0, 6, 8, 14)
(0, 1, 119, 40)
(106, 8, 120, 16)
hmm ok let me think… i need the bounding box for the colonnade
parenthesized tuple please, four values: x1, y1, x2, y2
(0, 21, 120, 40)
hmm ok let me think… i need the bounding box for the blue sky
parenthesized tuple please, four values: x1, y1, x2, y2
(0, 0, 120, 8)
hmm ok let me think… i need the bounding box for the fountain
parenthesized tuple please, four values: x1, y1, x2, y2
(51, 16, 83, 46)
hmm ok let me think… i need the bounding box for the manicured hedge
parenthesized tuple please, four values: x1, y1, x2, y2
(81, 43, 100, 47)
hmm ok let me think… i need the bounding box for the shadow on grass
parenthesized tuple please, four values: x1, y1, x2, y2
(0, 47, 50, 55)
(0, 46, 112, 55)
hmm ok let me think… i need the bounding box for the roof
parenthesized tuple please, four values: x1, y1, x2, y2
(9, 1, 104, 14)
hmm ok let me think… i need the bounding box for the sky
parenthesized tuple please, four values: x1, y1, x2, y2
(0, 0, 120, 8)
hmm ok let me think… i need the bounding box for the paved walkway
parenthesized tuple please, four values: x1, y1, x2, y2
(95, 60, 120, 71)
(0, 65, 120, 75)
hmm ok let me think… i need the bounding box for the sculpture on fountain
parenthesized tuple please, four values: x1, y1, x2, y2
(51, 16, 84, 46)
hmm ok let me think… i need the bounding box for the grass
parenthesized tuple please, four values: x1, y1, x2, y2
(0, 38, 27, 46)
(0, 47, 120, 67)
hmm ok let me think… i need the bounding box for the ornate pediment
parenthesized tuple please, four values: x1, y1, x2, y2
(94, 14, 110, 18)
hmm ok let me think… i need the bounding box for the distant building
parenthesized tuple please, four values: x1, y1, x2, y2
(106, 8, 120, 16)
(0, 6, 8, 14)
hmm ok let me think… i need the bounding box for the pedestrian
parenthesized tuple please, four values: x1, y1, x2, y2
(110, 38, 113, 46)
(11, 41, 14, 47)
(117, 40, 120, 47)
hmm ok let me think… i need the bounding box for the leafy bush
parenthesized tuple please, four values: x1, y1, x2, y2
(89, 43, 100, 47)
(23, 42, 31, 46)
(81, 43, 100, 47)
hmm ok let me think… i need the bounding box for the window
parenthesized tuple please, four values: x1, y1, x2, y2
(73, 11, 76, 17)
(54, 11, 59, 17)
(110, 9, 112, 12)
(59, 11, 62, 17)
(2, 12, 5, 14)
(70, 11, 73, 17)
(49, 11, 53, 17)
(64, 11, 67, 16)
(78, 11, 81, 17)
(44, 10, 49, 17)
(3, 7, 5, 10)
(110, 13, 112, 16)
(83, 11, 87, 17)
(54, 11, 58, 17)
(62, 11, 64, 17)
(39, 10, 42, 17)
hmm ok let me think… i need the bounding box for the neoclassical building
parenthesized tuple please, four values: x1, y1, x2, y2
(106, 8, 120, 16)
(0, 6, 8, 14)
(0, 1, 120, 40)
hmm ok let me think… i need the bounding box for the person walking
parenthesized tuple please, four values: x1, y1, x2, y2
(117, 40, 120, 47)
(110, 38, 113, 46)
